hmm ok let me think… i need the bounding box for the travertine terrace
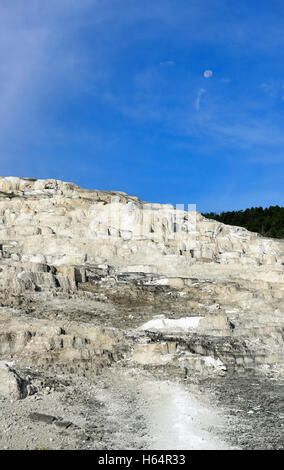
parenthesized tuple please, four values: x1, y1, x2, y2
(0, 176, 283, 449)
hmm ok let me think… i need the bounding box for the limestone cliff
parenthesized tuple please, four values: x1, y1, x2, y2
(0, 176, 283, 381)
(0, 176, 283, 272)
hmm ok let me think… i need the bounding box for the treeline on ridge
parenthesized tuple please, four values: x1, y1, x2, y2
(202, 205, 284, 239)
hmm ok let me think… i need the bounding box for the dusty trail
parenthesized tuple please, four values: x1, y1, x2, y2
(0, 365, 232, 450)
(139, 380, 229, 449)
(88, 368, 232, 450)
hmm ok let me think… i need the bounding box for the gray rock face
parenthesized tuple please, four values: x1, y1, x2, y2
(0, 362, 27, 399)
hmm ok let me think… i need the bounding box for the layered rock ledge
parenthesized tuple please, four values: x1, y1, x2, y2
(0, 176, 283, 449)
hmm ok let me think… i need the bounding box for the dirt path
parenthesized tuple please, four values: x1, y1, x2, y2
(0, 366, 233, 450)
(137, 380, 230, 449)
(86, 368, 232, 450)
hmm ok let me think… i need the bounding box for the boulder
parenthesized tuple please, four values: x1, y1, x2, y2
(0, 362, 27, 400)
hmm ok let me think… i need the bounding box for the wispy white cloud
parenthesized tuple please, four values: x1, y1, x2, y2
(1, 0, 284, 178)
(206, 118, 284, 149)
(0, 1, 93, 134)
(159, 61, 175, 66)
(220, 78, 231, 84)
(194, 88, 206, 110)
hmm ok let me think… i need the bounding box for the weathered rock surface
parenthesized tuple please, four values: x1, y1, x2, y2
(0, 307, 126, 374)
(0, 362, 27, 399)
(0, 176, 283, 449)
(0, 176, 283, 272)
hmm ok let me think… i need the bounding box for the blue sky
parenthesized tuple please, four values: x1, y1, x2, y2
(0, 0, 284, 212)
